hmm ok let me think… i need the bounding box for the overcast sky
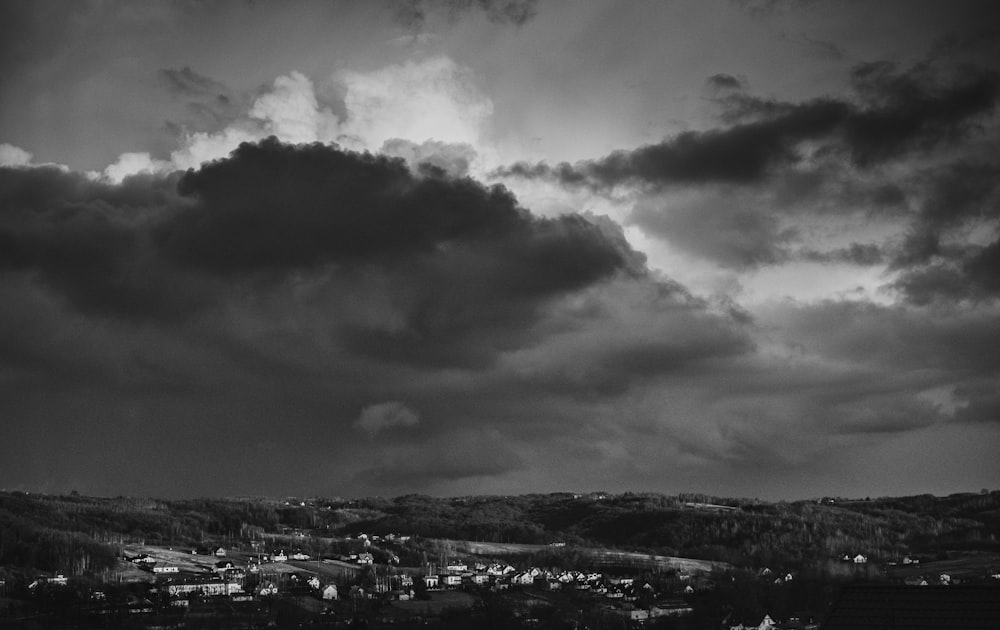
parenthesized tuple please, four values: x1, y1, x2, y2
(1, 0, 998, 500)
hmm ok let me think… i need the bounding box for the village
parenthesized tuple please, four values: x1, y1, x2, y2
(12, 529, 917, 629)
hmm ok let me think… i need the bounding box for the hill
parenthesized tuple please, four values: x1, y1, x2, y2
(1, 489, 998, 579)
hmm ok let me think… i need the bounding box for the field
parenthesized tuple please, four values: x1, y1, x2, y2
(450, 539, 729, 573)
(122, 545, 361, 580)
(387, 591, 477, 615)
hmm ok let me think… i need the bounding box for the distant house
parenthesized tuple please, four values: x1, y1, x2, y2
(442, 575, 462, 588)
(167, 579, 242, 597)
(272, 550, 288, 562)
(214, 547, 227, 557)
(153, 566, 179, 574)
(853, 554, 868, 564)
(290, 552, 311, 561)
(321, 584, 338, 600)
(256, 582, 279, 597)
(306, 576, 321, 590)
(357, 552, 374, 565)
(28, 575, 68, 589)
(422, 575, 439, 589)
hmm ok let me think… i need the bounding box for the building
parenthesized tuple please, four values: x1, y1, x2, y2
(166, 579, 242, 598)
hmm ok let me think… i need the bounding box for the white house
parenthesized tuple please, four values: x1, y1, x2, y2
(853, 554, 868, 564)
(322, 584, 338, 600)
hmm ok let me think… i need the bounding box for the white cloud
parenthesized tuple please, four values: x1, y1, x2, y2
(354, 401, 421, 437)
(337, 56, 494, 159)
(102, 152, 172, 183)
(99, 56, 497, 182)
(250, 71, 339, 145)
(0, 143, 33, 167)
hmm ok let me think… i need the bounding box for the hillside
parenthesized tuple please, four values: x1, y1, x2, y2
(1, 489, 998, 579)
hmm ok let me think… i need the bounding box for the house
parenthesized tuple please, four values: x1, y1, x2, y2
(757, 614, 777, 629)
(290, 552, 311, 561)
(28, 575, 69, 590)
(422, 575, 439, 589)
(166, 579, 242, 597)
(853, 554, 868, 564)
(445, 563, 468, 572)
(321, 584, 338, 600)
(153, 566, 179, 574)
(357, 552, 374, 565)
(272, 550, 288, 562)
(650, 600, 694, 618)
(307, 576, 321, 590)
(511, 572, 535, 586)
(256, 582, 279, 597)
(442, 574, 462, 588)
(214, 547, 227, 557)
(468, 573, 490, 586)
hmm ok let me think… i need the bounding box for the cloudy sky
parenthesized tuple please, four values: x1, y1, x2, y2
(2, 0, 999, 500)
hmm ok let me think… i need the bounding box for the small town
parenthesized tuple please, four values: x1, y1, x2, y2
(4, 490, 1000, 629)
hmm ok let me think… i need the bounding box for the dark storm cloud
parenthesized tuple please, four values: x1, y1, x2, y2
(500, 98, 849, 187)
(161, 139, 639, 307)
(844, 62, 999, 165)
(1, 139, 643, 369)
(705, 73, 747, 92)
(0, 165, 207, 320)
(499, 63, 999, 190)
(887, 160, 1000, 302)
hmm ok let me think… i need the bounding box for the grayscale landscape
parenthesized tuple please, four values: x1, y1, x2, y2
(1, 0, 999, 627)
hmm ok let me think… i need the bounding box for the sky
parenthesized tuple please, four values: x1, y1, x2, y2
(1, 0, 999, 501)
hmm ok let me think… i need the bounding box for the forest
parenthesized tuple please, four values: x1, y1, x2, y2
(1, 489, 998, 580)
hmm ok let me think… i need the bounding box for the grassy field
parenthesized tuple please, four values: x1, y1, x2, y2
(449, 539, 729, 573)
(388, 591, 477, 615)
